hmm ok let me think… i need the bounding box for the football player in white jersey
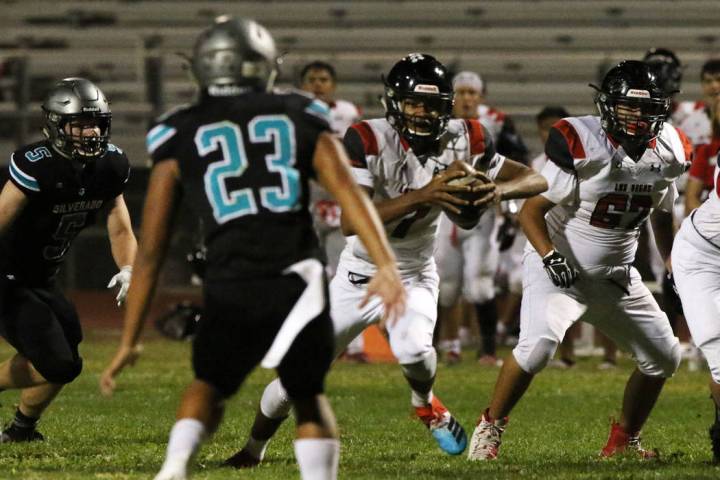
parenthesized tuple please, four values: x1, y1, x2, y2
(301, 61, 369, 361)
(672, 161, 720, 462)
(673, 58, 720, 147)
(468, 61, 692, 461)
(224, 53, 547, 467)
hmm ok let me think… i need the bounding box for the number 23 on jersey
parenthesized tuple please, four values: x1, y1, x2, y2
(195, 115, 300, 223)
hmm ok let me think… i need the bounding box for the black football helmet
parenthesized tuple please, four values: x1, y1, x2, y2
(41, 77, 111, 162)
(592, 60, 670, 147)
(643, 47, 682, 96)
(191, 15, 278, 93)
(383, 53, 454, 152)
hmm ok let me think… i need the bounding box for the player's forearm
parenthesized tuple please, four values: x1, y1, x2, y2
(650, 210, 674, 262)
(518, 197, 555, 257)
(495, 169, 548, 202)
(109, 228, 137, 269)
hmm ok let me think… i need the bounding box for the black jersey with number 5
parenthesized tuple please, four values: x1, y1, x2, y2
(3, 140, 130, 285)
(147, 90, 331, 281)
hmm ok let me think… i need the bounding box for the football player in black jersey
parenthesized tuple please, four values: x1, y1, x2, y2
(101, 16, 405, 480)
(0, 77, 136, 442)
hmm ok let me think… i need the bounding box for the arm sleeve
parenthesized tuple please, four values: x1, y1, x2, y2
(539, 160, 577, 206)
(146, 122, 179, 165)
(343, 123, 375, 188)
(8, 152, 41, 195)
(469, 122, 506, 181)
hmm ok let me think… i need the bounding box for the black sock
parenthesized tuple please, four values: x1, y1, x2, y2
(475, 300, 498, 356)
(12, 409, 38, 430)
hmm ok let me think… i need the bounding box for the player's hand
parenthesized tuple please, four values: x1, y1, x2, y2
(360, 264, 406, 331)
(107, 266, 132, 306)
(100, 343, 143, 397)
(417, 170, 472, 214)
(542, 249, 580, 288)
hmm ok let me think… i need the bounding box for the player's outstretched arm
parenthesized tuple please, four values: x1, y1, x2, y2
(478, 158, 548, 207)
(313, 132, 406, 323)
(106, 194, 138, 306)
(519, 195, 579, 288)
(0, 181, 28, 237)
(100, 160, 181, 396)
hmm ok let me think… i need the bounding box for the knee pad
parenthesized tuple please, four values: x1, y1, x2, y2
(400, 349, 437, 382)
(514, 337, 559, 375)
(260, 378, 291, 419)
(389, 326, 434, 365)
(438, 281, 461, 308)
(37, 357, 83, 384)
(637, 341, 682, 378)
(703, 344, 720, 385)
(465, 277, 495, 304)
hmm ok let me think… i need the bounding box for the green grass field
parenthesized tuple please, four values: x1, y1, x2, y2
(0, 330, 718, 480)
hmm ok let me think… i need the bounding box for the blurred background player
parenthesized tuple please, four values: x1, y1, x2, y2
(300, 60, 369, 362)
(468, 61, 689, 461)
(100, 17, 406, 480)
(224, 53, 547, 468)
(673, 58, 720, 147)
(0, 77, 136, 442)
(672, 151, 720, 463)
(436, 71, 508, 366)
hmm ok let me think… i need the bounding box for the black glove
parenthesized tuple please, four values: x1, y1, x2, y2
(542, 250, 580, 288)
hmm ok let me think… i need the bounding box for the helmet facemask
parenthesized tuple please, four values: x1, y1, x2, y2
(595, 92, 669, 147)
(45, 111, 111, 162)
(384, 87, 454, 153)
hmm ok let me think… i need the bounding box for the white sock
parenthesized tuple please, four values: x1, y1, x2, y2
(294, 438, 339, 480)
(449, 338, 461, 354)
(244, 435, 268, 460)
(411, 389, 433, 408)
(260, 378, 292, 419)
(157, 418, 206, 477)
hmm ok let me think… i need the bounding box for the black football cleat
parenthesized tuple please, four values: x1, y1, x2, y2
(223, 448, 261, 469)
(0, 423, 44, 443)
(710, 422, 720, 463)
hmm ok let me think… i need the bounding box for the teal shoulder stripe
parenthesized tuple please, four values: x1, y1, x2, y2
(305, 99, 331, 123)
(9, 159, 39, 192)
(146, 124, 177, 154)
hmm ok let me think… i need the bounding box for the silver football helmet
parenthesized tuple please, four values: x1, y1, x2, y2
(191, 16, 278, 93)
(42, 77, 111, 161)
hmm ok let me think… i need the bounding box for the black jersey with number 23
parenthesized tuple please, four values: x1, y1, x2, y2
(147, 91, 332, 282)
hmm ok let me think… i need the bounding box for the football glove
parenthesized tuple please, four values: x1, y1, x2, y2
(542, 250, 580, 288)
(107, 265, 132, 306)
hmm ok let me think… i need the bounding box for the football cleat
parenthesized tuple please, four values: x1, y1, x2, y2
(467, 408, 507, 461)
(415, 396, 467, 455)
(0, 423, 44, 443)
(600, 421, 658, 459)
(710, 421, 720, 463)
(223, 448, 261, 469)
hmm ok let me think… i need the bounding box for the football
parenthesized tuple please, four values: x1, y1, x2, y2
(442, 160, 492, 229)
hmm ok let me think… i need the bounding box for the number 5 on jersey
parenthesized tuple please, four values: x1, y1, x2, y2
(196, 116, 300, 223)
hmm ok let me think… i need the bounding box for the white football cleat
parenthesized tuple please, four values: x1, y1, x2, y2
(153, 466, 188, 480)
(467, 409, 507, 461)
